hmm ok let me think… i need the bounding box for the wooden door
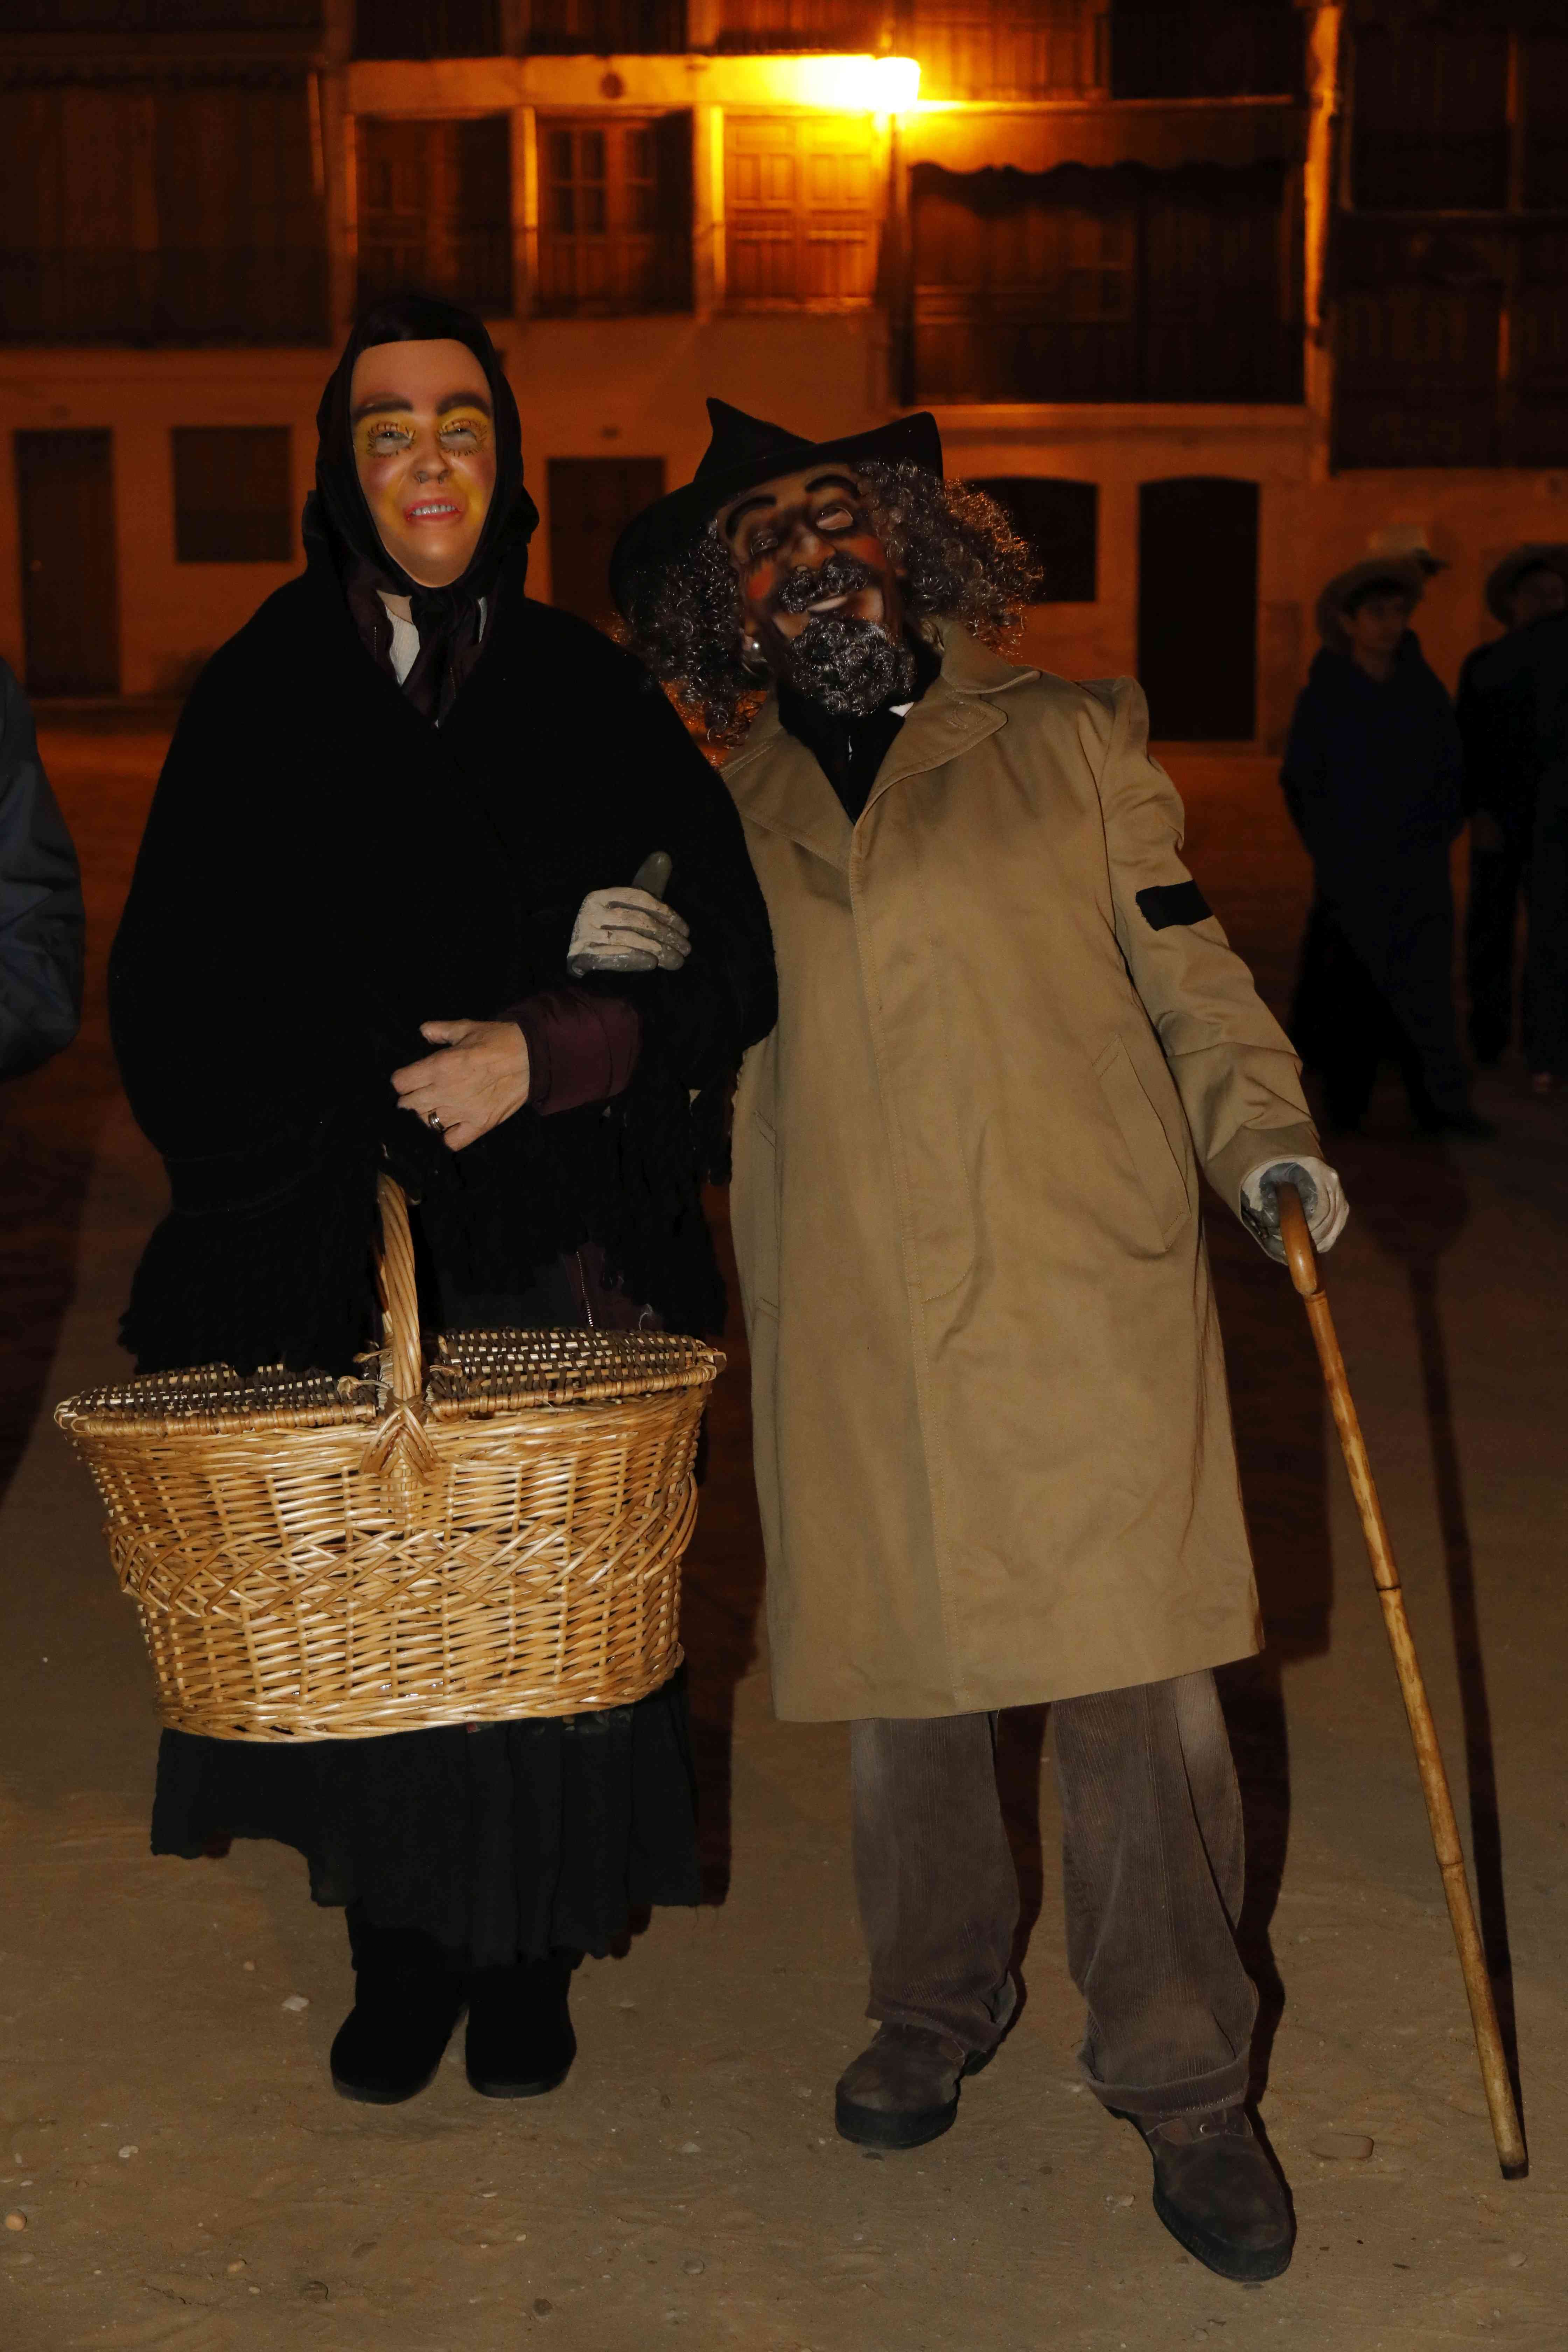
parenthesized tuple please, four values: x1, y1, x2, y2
(15, 429, 118, 698)
(1137, 476, 1256, 742)
(546, 456, 665, 634)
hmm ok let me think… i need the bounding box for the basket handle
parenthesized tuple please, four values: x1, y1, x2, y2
(375, 1174, 425, 1406)
(365, 1177, 435, 1518)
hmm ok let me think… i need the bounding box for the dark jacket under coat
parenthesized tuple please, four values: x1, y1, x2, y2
(109, 537, 776, 1375)
(1456, 609, 1568, 838)
(1280, 635, 1468, 1109)
(0, 658, 83, 1080)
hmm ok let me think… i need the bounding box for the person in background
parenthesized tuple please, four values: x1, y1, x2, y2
(1457, 545, 1568, 1079)
(109, 297, 775, 2110)
(1281, 560, 1492, 1138)
(0, 656, 83, 1081)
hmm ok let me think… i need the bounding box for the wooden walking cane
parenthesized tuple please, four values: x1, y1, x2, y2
(1275, 1182, 1527, 2179)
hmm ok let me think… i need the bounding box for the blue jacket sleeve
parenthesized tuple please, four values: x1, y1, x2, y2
(0, 659, 84, 1079)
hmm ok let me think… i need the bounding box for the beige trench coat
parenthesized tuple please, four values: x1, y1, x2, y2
(725, 623, 1322, 1722)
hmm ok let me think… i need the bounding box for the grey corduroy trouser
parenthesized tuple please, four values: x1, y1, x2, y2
(850, 1669, 1258, 2121)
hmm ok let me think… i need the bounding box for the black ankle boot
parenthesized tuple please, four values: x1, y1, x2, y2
(465, 1954, 576, 2099)
(330, 1910, 466, 2106)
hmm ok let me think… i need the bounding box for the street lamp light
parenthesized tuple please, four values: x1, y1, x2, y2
(870, 54, 922, 118)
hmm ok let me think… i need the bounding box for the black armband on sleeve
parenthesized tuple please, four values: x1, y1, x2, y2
(1135, 881, 1213, 931)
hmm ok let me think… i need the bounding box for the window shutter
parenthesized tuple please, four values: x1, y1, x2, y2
(725, 114, 876, 306)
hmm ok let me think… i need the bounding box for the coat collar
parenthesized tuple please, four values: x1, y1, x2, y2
(723, 621, 1038, 872)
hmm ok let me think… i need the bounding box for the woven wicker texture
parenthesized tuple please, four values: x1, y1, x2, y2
(55, 1178, 722, 1742)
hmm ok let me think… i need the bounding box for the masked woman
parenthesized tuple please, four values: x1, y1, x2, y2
(108, 295, 775, 2106)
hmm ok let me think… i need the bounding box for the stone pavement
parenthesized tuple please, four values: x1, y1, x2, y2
(1, 725, 1564, 2352)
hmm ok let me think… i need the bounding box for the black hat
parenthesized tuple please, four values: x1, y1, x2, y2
(610, 397, 943, 618)
(1485, 542, 1568, 624)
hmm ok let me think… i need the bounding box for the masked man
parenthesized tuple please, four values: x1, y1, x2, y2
(614, 404, 1348, 2286)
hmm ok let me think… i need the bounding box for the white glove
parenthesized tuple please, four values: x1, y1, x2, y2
(567, 887, 691, 975)
(1239, 1155, 1348, 1264)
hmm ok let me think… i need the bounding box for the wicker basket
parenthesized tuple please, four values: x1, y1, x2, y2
(55, 1177, 723, 1742)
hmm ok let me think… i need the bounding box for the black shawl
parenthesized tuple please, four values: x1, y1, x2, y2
(109, 541, 776, 1376)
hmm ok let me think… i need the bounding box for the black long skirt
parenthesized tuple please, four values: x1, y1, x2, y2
(150, 1675, 699, 1966)
(148, 1243, 701, 1966)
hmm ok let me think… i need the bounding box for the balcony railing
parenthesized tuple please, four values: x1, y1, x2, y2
(913, 295, 1302, 404)
(521, 0, 685, 52)
(1111, 2, 1302, 100)
(356, 227, 513, 317)
(711, 0, 880, 52)
(913, 1, 1104, 101)
(0, 249, 329, 346)
(4, 0, 322, 24)
(536, 230, 691, 314)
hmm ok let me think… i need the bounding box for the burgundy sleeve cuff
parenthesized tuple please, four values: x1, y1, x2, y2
(507, 988, 642, 1117)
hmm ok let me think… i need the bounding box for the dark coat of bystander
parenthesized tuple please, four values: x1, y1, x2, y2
(1280, 632, 1470, 1125)
(0, 656, 83, 1080)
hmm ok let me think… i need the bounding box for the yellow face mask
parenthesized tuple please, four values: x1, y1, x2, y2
(349, 339, 498, 588)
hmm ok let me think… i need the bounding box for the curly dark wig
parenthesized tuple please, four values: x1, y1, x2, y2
(618, 462, 1043, 742)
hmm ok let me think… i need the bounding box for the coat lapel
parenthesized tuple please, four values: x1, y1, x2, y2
(724, 696, 854, 874)
(724, 625, 1040, 866)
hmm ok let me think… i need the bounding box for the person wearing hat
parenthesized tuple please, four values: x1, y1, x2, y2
(1281, 559, 1491, 1136)
(1457, 546, 1568, 1073)
(108, 301, 775, 2109)
(615, 399, 1352, 2284)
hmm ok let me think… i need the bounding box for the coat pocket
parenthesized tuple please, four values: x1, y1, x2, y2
(1093, 1035, 1191, 1249)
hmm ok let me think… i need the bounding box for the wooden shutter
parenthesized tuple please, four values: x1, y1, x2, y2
(1524, 34, 1568, 210)
(357, 117, 511, 315)
(724, 114, 876, 307)
(172, 427, 294, 564)
(1111, 2, 1301, 102)
(1334, 274, 1502, 468)
(1141, 165, 1299, 402)
(547, 456, 666, 631)
(536, 116, 691, 315)
(153, 83, 326, 341)
(912, 165, 1136, 401)
(354, 0, 498, 55)
(713, 0, 880, 48)
(1352, 22, 1509, 213)
(913, 161, 1297, 405)
(913, 0, 1104, 103)
(1513, 229, 1568, 468)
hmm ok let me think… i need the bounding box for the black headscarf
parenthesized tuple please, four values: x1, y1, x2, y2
(304, 293, 540, 722)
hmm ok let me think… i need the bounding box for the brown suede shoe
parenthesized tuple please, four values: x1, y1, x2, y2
(833, 2023, 986, 2149)
(1140, 2105, 1294, 2283)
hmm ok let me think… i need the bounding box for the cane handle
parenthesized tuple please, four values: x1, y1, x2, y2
(1276, 1180, 1322, 1300)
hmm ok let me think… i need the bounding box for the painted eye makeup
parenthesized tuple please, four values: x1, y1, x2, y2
(358, 420, 414, 457)
(355, 412, 491, 460)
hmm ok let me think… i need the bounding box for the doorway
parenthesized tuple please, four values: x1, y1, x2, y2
(1136, 477, 1258, 741)
(546, 457, 665, 635)
(15, 430, 119, 698)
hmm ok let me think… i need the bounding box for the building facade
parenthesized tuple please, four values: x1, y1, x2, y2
(1, 0, 1563, 739)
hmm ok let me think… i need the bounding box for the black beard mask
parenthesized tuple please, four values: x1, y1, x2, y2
(781, 613, 917, 716)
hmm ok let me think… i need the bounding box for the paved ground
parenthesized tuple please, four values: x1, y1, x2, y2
(2, 721, 1566, 2352)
